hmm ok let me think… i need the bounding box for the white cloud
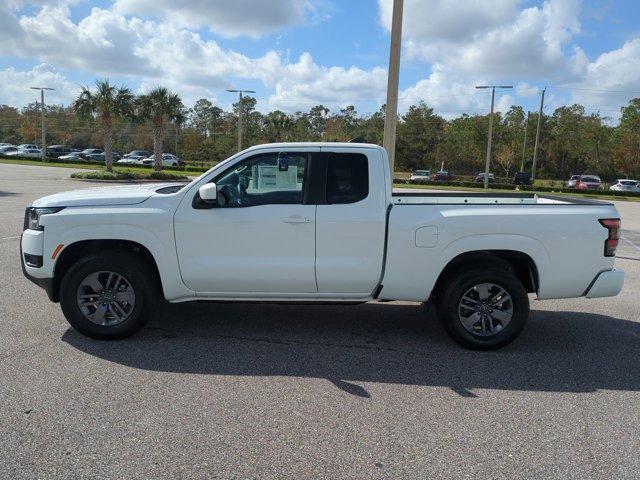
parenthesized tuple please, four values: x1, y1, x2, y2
(113, 0, 310, 38)
(379, 0, 583, 81)
(379, 0, 518, 45)
(566, 39, 640, 120)
(263, 53, 388, 111)
(0, 64, 78, 107)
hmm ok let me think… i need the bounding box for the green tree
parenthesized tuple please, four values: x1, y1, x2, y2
(136, 87, 185, 171)
(73, 80, 134, 172)
(614, 98, 640, 178)
(396, 101, 446, 171)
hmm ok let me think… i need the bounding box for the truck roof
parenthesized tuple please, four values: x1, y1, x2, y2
(243, 142, 385, 153)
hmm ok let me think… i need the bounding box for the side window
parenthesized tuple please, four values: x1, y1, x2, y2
(326, 153, 369, 204)
(213, 153, 307, 208)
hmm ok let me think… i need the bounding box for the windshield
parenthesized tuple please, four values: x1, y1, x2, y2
(620, 181, 638, 186)
(581, 176, 600, 182)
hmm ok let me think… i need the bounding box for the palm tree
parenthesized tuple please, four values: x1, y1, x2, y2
(136, 87, 184, 171)
(73, 80, 134, 172)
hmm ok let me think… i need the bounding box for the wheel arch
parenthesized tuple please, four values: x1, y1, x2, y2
(52, 239, 163, 302)
(430, 250, 539, 303)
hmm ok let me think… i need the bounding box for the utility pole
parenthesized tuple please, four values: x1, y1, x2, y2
(531, 87, 546, 180)
(382, 0, 404, 174)
(475, 85, 513, 189)
(227, 89, 255, 152)
(520, 111, 529, 172)
(30, 87, 54, 160)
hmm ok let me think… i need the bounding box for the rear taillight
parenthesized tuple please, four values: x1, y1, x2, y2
(599, 218, 620, 257)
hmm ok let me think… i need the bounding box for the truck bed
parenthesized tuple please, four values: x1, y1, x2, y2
(392, 191, 611, 206)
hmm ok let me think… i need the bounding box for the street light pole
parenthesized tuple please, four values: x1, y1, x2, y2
(520, 111, 529, 172)
(531, 87, 546, 181)
(30, 87, 54, 161)
(382, 0, 404, 174)
(227, 89, 256, 152)
(475, 85, 513, 189)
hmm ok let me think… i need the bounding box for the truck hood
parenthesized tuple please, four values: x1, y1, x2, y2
(31, 183, 184, 208)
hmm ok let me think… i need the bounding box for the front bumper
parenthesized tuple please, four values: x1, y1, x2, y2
(20, 232, 56, 302)
(584, 269, 625, 299)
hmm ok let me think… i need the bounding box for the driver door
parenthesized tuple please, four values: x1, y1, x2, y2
(174, 149, 318, 296)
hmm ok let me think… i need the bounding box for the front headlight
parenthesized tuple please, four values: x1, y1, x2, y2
(25, 207, 65, 231)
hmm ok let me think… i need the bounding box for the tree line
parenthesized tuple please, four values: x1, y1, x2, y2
(1, 79, 639, 179)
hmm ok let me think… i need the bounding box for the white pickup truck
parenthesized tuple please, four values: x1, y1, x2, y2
(21, 142, 625, 349)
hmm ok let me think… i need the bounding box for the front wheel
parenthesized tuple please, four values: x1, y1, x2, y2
(59, 252, 156, 339)
(438, 266, 529, 350)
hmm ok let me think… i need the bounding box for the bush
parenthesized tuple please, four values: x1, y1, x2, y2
(70, 169, 188, 181)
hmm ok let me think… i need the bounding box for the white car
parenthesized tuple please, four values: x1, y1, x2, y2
(58, 152, 83, 161)
(410, 169, 431, 181)
(21, 142, 624, 350)
(8, 148, 42, 158)
(0, 145, 19, 155)
(141, 153, 182, 167)
(17, 144, 38, 150)
(610, 179, 640, 193)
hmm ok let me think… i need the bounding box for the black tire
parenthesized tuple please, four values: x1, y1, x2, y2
(59, 252, 156, 339)
(437, 265, 529, 350)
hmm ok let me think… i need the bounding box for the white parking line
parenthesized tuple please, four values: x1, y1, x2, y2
(622, 236, 640, 251)
(0, 235, 20, 241)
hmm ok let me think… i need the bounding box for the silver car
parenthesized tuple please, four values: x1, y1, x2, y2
(565, 174, 580, 188)
(610, 179, 640, 193)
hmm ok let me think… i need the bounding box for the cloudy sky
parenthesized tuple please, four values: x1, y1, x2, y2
(1, 0, 639, 120)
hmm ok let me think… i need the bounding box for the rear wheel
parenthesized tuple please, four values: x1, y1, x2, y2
(59, 252, 156, 339)
(438, 265, 529, 350)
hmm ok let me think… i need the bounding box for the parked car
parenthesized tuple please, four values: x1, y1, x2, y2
(86, 152, 121, 162)
(410, 169, 431, 181)
(46, 145, 74, 158)
(576, 175, 604, 190)
(118, 150, 152, 165)
(79, 148, 103, 159)
(9, 148, 42, 158)
(475, 173, 495, 183)
(513, 172, 532, 186)
(123, 150, 152, 160)
(610, 179, 640, 193)
(17, 144, 38, 150)
(0, 143, 14, 147)
(0, 146, 19, 155)
(565, 175, 580, 188)
(21, 142, 625, 350)
(141, 153, 183, 167)
(58, 152, 83, 161)
(431, 170, 452, 182)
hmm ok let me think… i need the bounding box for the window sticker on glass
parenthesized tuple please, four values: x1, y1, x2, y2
(254, 165, 298, 191)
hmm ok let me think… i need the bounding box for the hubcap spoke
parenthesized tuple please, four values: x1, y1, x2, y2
(475, 284, 490, 300)
(84, 273, 104, 294)
(489, 308, 513, 323)
(90, 304, 108, 324)
(115, 289, 135, 305)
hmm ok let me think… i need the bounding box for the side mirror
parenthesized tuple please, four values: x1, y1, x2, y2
(199, 183, 218, 204)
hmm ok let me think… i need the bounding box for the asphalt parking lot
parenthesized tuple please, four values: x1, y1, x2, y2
(1, 163, 639, 479)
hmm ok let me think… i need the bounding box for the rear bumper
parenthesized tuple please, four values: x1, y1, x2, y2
(585, 269, 625, 298)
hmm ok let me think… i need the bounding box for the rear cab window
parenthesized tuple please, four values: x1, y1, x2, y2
(325, 153, 369, 204)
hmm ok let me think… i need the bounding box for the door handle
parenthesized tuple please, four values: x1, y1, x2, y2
(282, 216, 312, 223)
